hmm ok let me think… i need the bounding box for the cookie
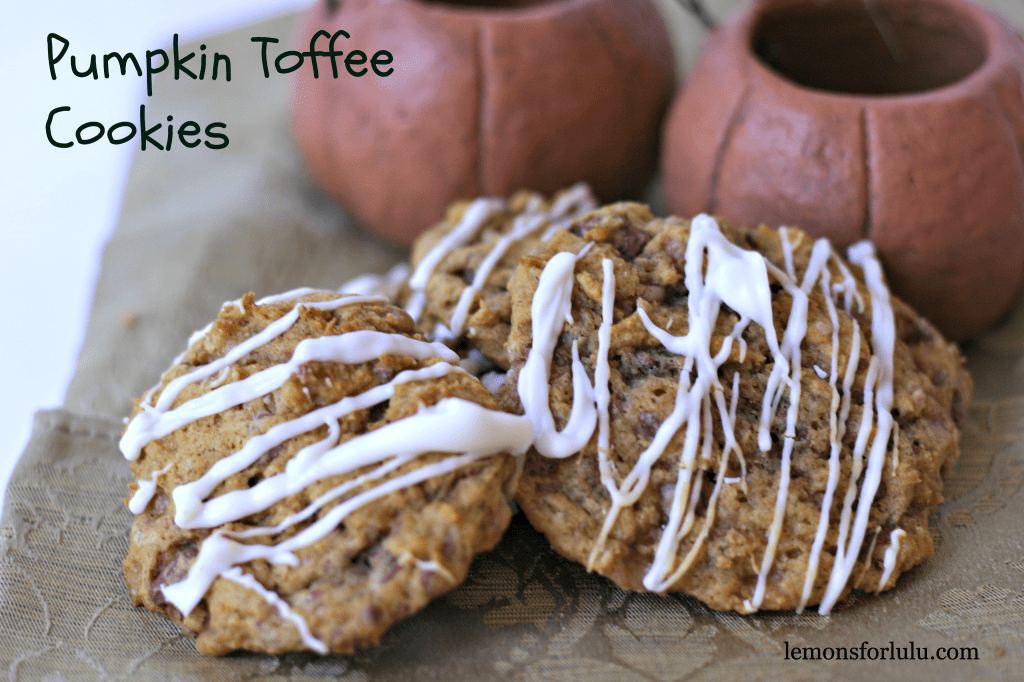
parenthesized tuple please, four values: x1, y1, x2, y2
(120, 290, 532, 655)
(399, 183, 598, 371)
(504, 204, 971, 614)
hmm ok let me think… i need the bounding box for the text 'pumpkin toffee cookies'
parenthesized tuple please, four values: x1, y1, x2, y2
(120, 290, 532, 656)
(398, 183, 598, 371)
(504, 204, 971, 614)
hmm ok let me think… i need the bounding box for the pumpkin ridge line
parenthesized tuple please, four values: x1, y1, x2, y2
(986, 87, 1024, 314)
(707, 81, 751, 214)
(862, 105, 873, 240)
(582, 7, 627, 73)
(475, 21, 490, 196)
(988, 86, 1024, 194)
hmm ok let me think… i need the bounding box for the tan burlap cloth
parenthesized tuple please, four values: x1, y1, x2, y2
(3, 4, 1023, 679)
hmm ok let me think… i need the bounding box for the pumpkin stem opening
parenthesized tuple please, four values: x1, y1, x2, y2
(413, 0, 556, 8)
(751, 0, 988, 95)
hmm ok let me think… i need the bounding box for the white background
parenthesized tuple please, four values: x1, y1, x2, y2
(0, 0, 314, 514)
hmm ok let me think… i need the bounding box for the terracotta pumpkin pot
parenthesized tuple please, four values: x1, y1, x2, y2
(292, 0, 674, 246)
(662, 0, 1024, 340)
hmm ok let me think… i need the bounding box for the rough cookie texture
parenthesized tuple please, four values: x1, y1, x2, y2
(122, 292, 521, 655)
(504, 203, 971, 612)
(400, 185, 596, 370)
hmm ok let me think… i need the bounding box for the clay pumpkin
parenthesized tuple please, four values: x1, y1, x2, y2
(663, 0, 1024, 340)
(292, 0, 675, 246)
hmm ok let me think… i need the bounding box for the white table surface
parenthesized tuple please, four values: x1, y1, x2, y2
(0, 0, 314, 515)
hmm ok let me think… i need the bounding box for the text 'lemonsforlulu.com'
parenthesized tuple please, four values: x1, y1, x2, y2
(784, 641, 980, 662)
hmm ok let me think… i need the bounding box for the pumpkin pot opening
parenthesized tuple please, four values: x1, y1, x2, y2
(751, 0, 989, 95)
(412, 0, 554, 8)
(325, 0, 554, 14)
(662, 0, 1024, 340)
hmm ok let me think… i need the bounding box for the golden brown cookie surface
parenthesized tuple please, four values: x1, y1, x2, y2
(400, 184, 598, 370)
(504, 204, 971, 613)
(122, 291, 528, 655)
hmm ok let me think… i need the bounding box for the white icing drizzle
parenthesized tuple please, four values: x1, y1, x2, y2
(172, 361, 461, 528)
(743, 238, 831, 612)
(130, 206, 902, 636)
(829, 356, 880, 591)
(424, 183, 597, 341)
(255, 288, 323, 306)
(779, 227, 797, 279)
(221, 567, 327, 654)
(640, 218, 796, 594)
(517, 251, 597, 458)
(128, 464, 172, 514)
(162, 403, 531, 616)
(587, 259, 617, 570)
(797, 274, 861, 612)
(858, 527, 883, 585)
(521, 215, 898, 615)
(121, 294, 387, 461)
(830, 252, 866, 315)
(125, 290, 535, 648)
(405, 198, 506, 322)
(398, 551, 457, 585)
(540, 183, 599, 241)
(339, 262, 411, 302)
(177, 398, 529, 532)
(163, 417, 528, 617)
(594, 258, 616, 496)
(647, 384, 736, 592)
(122, 328, 452, 464)
(444, 196, 546, 339)
(818, 241, 896, 614)
(878, 528, 907, 590)
(582, 216, 778, 591)
(207, 365, 232, 389)
(185, 322, 216, 353)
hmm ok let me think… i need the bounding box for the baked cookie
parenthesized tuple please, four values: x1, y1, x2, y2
(120, 290, 532, 655)
(399, 183, 597, 370)
(504, 204, 971, 614)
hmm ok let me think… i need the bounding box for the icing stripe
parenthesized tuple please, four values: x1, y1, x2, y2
(128, 464, 172, 514)
(818, 241, 896, 614)
(405, 198, 506, 322)
(123, 330, 455, 463)
(878, 528, 907, 590)
(407, 184, 596, 339)
(137, 206, 905, 638)
(446, 203, 547, 339)
(127, 290, 535, 646)
(522, 216, 899, 614)
(541, 183, 599, 241)
(340, 262, 411, 301)
(744, 238, 832, 611)
(172, 362, 462, 528)
(517, 251, 597, 459)
(121, 295, 387, 461)
(180, 398, 531, 530)
(797, 271, 854, 611)
(221, 567, 327, 654)
(588, 259, 617, 570)
(163, 423, 525, 617)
